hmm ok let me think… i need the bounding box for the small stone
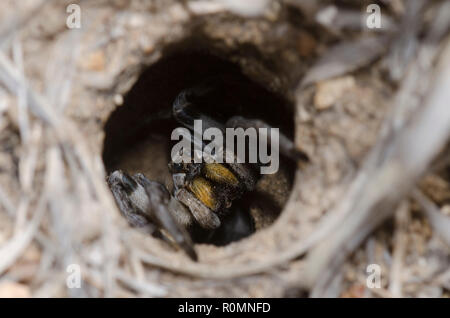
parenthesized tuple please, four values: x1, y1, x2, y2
(341, 283, 365, 298)
(314, 76, 355, 110)
(297, 107, 311, 122)
(139, 37, 155, 54)
(21, 244, 41, 263)
(0, 282, 31, 298)
(441, 205, 450, 216)
(114, 94, 124, 106)
(168, 4, 189, 22)
(128, 13, 146, 28)
(224, 0, 270, 17)
(80, 50, 105, 72)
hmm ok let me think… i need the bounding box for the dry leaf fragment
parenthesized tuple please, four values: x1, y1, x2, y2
(301, 36, 390, 87)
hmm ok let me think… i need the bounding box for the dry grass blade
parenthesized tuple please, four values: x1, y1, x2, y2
(0, 0, 49, 45)
(412, 188, 450, 247)
(115, 270, 167, 297)
(0, 51, 58, 126)
(300, 35, 390, 87)
(0, 39, 121, 296)
(388, 201, 409, 297)
(0, 185, 15, 216)
(0, 197, 45, 275)
(0, 0, 448, 298)
(12, 37, 30, 143)
(306, 40, 450, 297)
(136, 248, 308, 280)
(382, 0, 425, 81)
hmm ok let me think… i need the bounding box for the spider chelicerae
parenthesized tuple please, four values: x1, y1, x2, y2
(107, 82, 308, 261)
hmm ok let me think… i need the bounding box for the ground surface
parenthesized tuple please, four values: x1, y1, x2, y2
(0, 0, 449, 297)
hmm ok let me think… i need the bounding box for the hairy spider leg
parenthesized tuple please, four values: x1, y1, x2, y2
(108, 170, 198, 261)
(226, 116, 310, 163)
(172, 86, 225, 132)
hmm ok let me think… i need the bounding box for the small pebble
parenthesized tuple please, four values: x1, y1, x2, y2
(314, 76, 355, 110)
(114, 94, 124, 106)
(80, 50, 105, 72)
(0, 282, 31, 298)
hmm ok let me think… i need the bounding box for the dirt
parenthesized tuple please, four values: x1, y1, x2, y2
(0, 0, 448, 298)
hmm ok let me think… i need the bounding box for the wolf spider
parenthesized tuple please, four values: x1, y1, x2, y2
(107, 83, 308, 261)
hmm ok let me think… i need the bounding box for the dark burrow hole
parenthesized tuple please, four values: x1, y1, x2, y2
(102, 50, 297, 247)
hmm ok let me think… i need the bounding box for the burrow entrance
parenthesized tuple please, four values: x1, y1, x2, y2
(102, 49, 298, 246)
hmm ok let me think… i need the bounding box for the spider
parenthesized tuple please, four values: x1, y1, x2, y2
(107, 83, 308, 261)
